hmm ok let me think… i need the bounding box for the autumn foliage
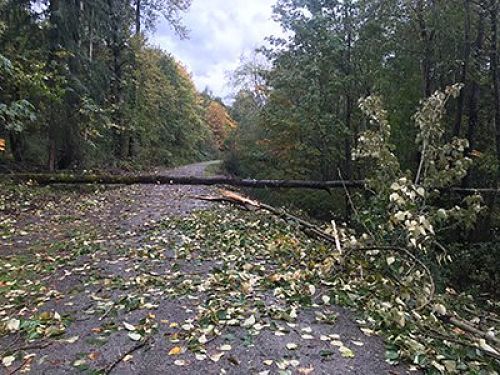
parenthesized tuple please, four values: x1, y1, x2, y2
(204, 101, 237, 151)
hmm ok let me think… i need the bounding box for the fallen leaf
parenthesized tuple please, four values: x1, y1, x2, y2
(209, 352, 224, 362)
(128, 332, 142, 341)
(198, 335, 208, 344)
(242, 315, 256, 327)
(339, 346, 355, 358)
(360, 328, 374, 336)
(2, 355, 15, 367)
(73, 359, 86, 367)
(298, 365, 315, 374)
(331, 340, 344, 347)
(123, 322, 136, 331)
(6, 319, 20, 332)
(60, 336, 79, 344)
(168, 346, 183, 356)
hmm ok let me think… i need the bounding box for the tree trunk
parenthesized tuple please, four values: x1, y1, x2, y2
(479, 0, 500, 239)
(135, 0, 141, 35)
(416, 0, 435, 97)
(107, 0, 127, 159)
(491, 0, 500, 169)
(48, 139, 56, 172)
(47, 0, 60, 171)
(343, 1, 354, 219)
(4, 174, 497, 195)
(127, 0, 142, 159)
(466, 9, 485, 156)
(8, 132, 24, 163)
(453, 0, 472, 137)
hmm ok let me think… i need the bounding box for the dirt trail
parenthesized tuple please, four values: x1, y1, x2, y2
(0, 162, 414, 374)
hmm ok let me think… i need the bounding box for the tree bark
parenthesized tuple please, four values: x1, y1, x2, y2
(135, 0, 141, 35)
(416, 0, 435, 97)
(466, 8, 485, 156)
(47, 0, 60, 172)
(453, 0, 472, 137)
(491, 0, 500, 169)
(48, 139, 56, 172)
(479, 0, 500, 238)
(8, 132, 24, 163)
(107, 0, 127, 159)
(343, 1, 354, 219)
(4, 174, 498, 195)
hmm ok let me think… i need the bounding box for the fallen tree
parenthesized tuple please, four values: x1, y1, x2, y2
(3, 173, 498, 195)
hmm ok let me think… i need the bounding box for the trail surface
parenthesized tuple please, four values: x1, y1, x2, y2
(0, 161, 413, 374)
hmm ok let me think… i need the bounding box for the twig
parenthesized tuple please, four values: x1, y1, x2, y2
(355, 246, 436, 311)
(1, 341, 53, 358)
(415, 140, 427, 185)
(420, 327, 500, 361)
(444, 315, 500, 347)
(7, 357, 31, 375)
(331, 220, 342, 254)
(103, 336, 152, 374)
(338, 169, 375, 239)
(100, 303, 115, 321)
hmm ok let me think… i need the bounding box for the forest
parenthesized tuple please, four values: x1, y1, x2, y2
(0, 0, 499, 374)
(0, 0, 236, 170)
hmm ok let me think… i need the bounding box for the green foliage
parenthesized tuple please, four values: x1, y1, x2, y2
(353, 86, 484, 256)
(0, 0, 229, 170)
(226, 0, 499, 298)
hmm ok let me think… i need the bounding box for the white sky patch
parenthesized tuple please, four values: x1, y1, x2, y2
(150, 0, 284, 102)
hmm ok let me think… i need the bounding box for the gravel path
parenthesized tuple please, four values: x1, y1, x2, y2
(0, 161, 414, 374)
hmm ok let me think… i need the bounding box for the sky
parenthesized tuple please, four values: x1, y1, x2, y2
(151, 0, 283, 102)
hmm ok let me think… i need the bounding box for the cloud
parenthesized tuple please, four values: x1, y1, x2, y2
(150, 0, 283, 102)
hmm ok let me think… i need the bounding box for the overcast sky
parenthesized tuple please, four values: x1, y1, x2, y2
(151, 0, 283, 102)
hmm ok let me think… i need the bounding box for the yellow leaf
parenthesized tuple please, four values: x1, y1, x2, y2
(168, 346, 183, 356)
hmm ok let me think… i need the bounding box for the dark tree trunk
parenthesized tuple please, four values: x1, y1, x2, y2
(491, 0, 500, 168)
(47, 0, 60, 171)
(107, 0, 127, 159)
(416, 0, 435, 97)
(127, 0, 142, 159)
(466, 9, 485, 156)
(453, 0, 472, 137)
(135, 0, 141, 35)
(9, 132, 24, 163)
(479, 0, 500, 239)
(48, 139, 56, 172)
(343, 1, 354, 219)
(5, 174, 497, 196)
